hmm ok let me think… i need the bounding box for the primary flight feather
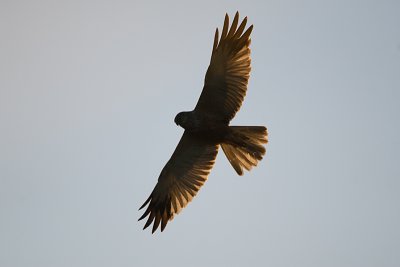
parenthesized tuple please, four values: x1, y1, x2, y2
(139, 12, 268, 233)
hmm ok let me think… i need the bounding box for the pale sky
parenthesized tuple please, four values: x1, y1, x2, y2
(1, 1, 399, 266)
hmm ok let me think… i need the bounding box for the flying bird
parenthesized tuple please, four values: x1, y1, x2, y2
(139, 12, 268, 233)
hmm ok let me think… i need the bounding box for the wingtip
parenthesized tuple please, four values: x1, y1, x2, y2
(138, 213, 146, 221)
(152, 221, 160, 234)
(139, 194, 152, 210)
(234, 11, 239, 20)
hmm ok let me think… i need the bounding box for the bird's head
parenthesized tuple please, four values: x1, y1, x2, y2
(174, 111, 191, 129)
(174, 112, 185, 127)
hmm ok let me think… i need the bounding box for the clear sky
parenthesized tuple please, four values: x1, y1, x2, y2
(1, 1, 399, 266)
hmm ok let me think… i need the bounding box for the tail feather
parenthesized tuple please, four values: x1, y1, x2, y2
(221, 126, 268, 175)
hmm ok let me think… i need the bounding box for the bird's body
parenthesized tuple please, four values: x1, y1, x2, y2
(175, 111, 229, 142)
(139, 12, 268, 233)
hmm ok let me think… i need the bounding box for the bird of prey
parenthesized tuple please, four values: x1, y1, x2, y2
(139, 12, 268, 233)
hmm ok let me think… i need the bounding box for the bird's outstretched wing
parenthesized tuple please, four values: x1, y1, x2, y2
(139, 132, 219, 233)
(195, 12, 253, 122)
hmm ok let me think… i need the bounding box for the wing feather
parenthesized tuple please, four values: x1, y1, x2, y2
(221, 13, 229, 40)
(212, 28, 219, 52)
(227, 12, 239, 38)
(195, 12, 253, 122)
(139, 132, 219, 233)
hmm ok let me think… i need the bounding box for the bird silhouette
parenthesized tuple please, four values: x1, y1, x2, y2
(139, 12, 268, 233)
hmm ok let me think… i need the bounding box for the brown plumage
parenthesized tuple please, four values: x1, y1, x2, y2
(139, 12, 268, 233)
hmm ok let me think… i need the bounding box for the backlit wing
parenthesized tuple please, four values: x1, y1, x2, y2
(195, 12, 253, 122)
(139, 132, 219, 233)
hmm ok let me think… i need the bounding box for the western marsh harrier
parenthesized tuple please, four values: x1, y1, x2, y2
(139, 12, 268, 233)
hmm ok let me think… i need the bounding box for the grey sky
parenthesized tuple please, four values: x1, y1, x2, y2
(1, 1, 399, 266)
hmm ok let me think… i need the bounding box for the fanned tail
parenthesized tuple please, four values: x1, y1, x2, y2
(221, 126, 268, 175)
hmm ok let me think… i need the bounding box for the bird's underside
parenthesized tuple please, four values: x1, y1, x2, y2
(139, 12, 268, 233)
